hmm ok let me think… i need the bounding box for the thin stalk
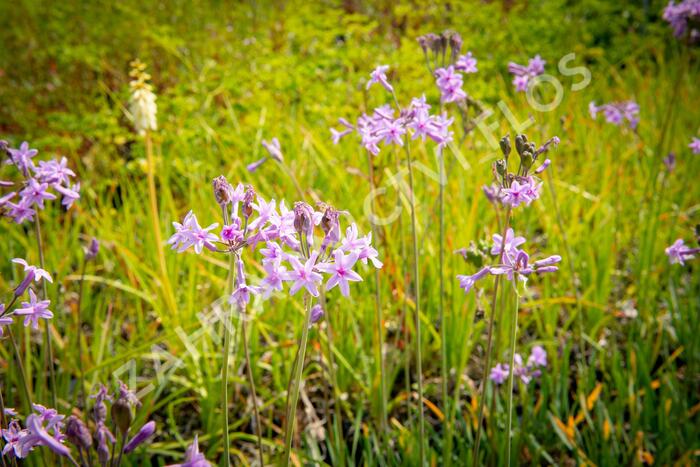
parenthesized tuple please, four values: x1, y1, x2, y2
(366, 150, 387, 433)
(322, 294, 343, 464)
(283, 295, 314, 466)
(9, 323, 33, 411)
(405, 139, 425, 465)
(33, 217, 57, 408)
(76, 257, 88, 412)
(505, 282, 521, 466)
(144, 132, 178, 316)
(472, 209, 511, 465)
(438, 150, 449, 461)
(114, 430, 127, 467)
(391, 90, 425, 465)
(0, 382, 8, 467)
(241, 313, 264, 466)
(220, 250, 235, 467)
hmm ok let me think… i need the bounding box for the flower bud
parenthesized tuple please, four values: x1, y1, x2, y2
(123, 421, 156, 453)
(86, 237, 100, 260)
(95, 423, 115, 465)
(494, 159, 507, 177)
(14, 269, 35, 297)
(293, 202, 314, 237)
(309, 304, 324, 327)
(242, 185, 256, 218)
(499, 135, 511, 157)
(520, 151, 534, 172)
(65, 415, 93, 450)
(111, 399, 133, 436)
(212, 176, 234, 206)
(515, 134, 527, 155)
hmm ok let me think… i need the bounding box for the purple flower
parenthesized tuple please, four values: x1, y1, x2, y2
(455, 52, 477, 73)
(86, 237, 100, 260)
(168, 211, 219, 254)
(512, 75, 530, 92)
(434, 66, 466, 103)
(261, 137, 284, 162)
(95, 422, 115, 465)
(491, 228, 526, 256)
(590, 100, 639, 129)
(489, 363, 509, 385)
(500, 180, 532, 207)
(310, 304, 324, 326)
(527, 55, 546, 75)
(168, 435, 212, 467)
(689, 137, 700, 154)
(14, 290, 53, 330)
(316, 250, 363, 297)
(508, 56, 545, 92)
(12, 258, 53, 296)
(282, 253, 323, 297)
(367, 65, 393, 92)
(221, 221, 243, 243)
(1, 420, 27, 458)
(5, 142, 38, 176)
(123, 421, 156, 453)
(19, 178, 56, 210)
(6, 199, 36, 223)
(663, 0, 700, 38)
(260, 259, 286, 298)
(457, 266, 491, 293)
(0, 309, 12, 336)
(33, 157, 75, 186)
(18, 412, 70, 458)
(665, 238, 699, 265)
(527, 345, 547, 368)
(229, 260, 260, 307)
(376, 118, 407, 146)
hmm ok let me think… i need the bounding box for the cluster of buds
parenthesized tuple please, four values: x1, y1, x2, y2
(417, 31, 478, 104)
(589, 100, 640, 130)
(490, 345, 548, 386)
(0, 140, 80, 223)
(330, 94, 454, 156)
(484, 133, 559, 209)
(1, 383, 155, 463)
(456, 228, 561, 293)
(507, 55, 546, 92)
(169, 176, 382, 316)
(128, 59, 158, 136)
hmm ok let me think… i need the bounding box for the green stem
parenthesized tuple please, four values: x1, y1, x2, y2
(366, 150, 387, 434)
(241, 310, 264, 466)
(472, 209, 511, 465)
(76, 257, 88, 413)
(220, 248, 235, 466)
(283, 295, 313, 466)
(322, 294, 344, 464)
(8, 327, 33, 412)
(33, 216, 57, 409)
(505, 281, 520, 467)
(438, 150, 449, 463)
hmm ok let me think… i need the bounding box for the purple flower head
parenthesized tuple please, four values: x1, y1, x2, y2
(528, 345, 547, 368)
(6, 199, 36, 223)
(320, 206, 341, 251)
(260, 259, 286, 298)
(261, 137, 284, 162)
(33, 157, 75, 186)
(282, 253, 323, 297)
(117, 380, 141, 408)
(590, 100, 640, 129)
(455, 52, 477, 73)
(508, 56, 545, 92)
(168, 211, 219, 254)
(14, 290, 53, 329)
(491, 228, 526, 257)
(221, 220, 243, 243)
(689, 137, 700, 154)
(457, 266, 491, 293)
(500, 180, 534, 208)
(19, 178, 56, 210)
(293, 201, 315, 242)
(90, 385, 112, 424)
(168, 435, 212, 467)
(663, 0, 700, 38)
(527, 55, 546, 75)
(229, 259, 260, 308)
(65, 415, 92, 450)
(316, 250, 362, 297)
(434, 66, 466, 103)
(55, 182, 80, 210)
(95, 422, 115, 465)
(665, 238, 699, 265)
(0, 310, 12, 336)
(18, 412, 71, 458)
(86, 237, 100, 260)
(1, 420, 28, 458)
(489, 363, 509, 385)
(123, 421, 156, 453)
(5, 142, 38, 176)
(367, 65, 393, 92)
(12, 258, 53, 297)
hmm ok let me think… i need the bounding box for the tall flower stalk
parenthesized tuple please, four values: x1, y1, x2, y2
(128, 60, 178, 320)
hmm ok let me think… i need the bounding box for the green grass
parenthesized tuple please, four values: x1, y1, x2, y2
(1, 0, 699, 465)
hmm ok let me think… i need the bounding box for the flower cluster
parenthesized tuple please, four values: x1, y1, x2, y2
(169, 177, 381, 310)
(483, 134, 559, 209)
(0, 258, 54, 335)
(663, 0, 700, 40)
(490, 346, 548, 386)
(665, 238, 699, 265)
(1, 141, 80, 223)
(128, 59, 158, 135)
(330, 93, 454, 156)
(589, 101, 640, 130)
(1, 404, 70, 459)
(689, 137, 700, 154)
(416, 31, 477, 103)
(508, 55, 546, 92)
(457, 228, 561, 292)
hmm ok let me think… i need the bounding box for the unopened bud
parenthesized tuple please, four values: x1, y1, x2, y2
(495, 159, 507, 177)
(86, 237, 100, 260)
(293, 202, 314, 236)
(520, 151, 534, 171)
(515, 134, 527, 155)
(499, 135, 511, 157)
(111, 399, 133, 436)
(212, 176, 234, 206)
(242, 185, 256, 218)
(65, 416, 92, 450)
